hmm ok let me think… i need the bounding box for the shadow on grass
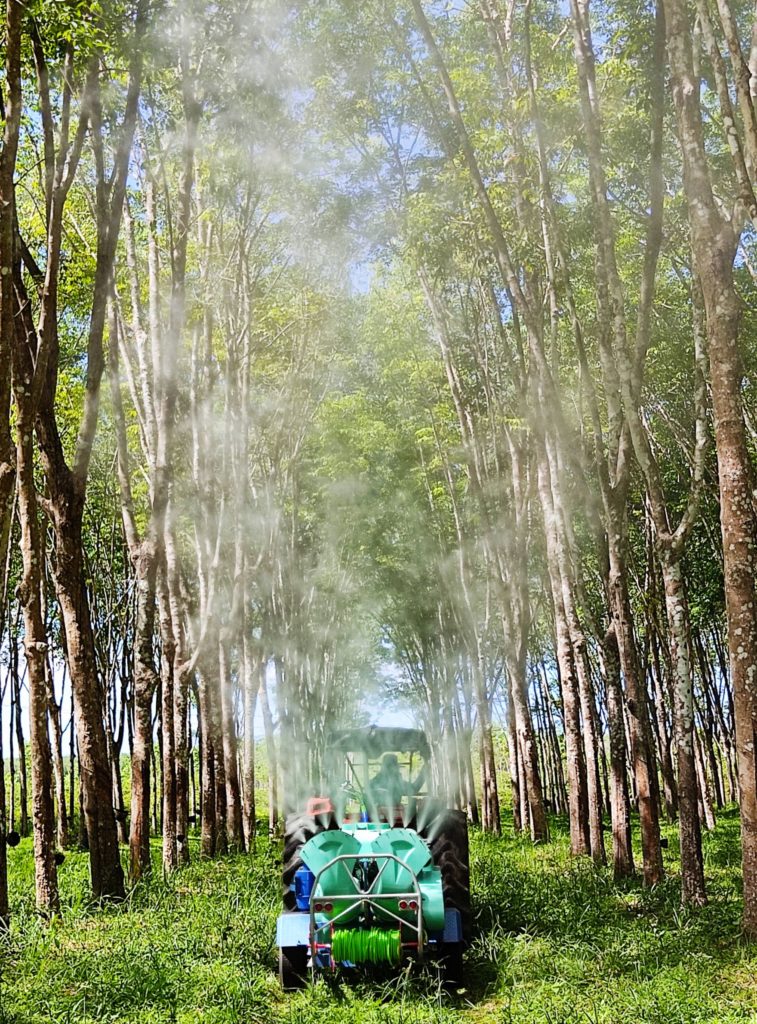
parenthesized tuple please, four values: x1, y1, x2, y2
(2, 812, 754, 1024)
(461, 808, 749, 1004)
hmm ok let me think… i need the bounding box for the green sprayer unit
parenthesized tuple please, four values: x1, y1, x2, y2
(276, 727, 470, 989)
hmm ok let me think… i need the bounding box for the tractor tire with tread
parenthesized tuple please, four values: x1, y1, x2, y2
(415, 808, 471, 942)
(282, 810, 338, 910)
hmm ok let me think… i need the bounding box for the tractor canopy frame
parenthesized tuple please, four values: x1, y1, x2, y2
(327, 725, 431, 760)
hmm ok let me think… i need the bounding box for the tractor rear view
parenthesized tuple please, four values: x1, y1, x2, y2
(276, 726, 471, 990)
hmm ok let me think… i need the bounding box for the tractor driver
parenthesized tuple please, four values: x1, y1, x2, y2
(368, 753, 425, 809)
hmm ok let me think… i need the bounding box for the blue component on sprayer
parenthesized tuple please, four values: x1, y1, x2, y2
(360, 810, 370, 823)
(294, 865, 315, 910)
(276, 911, 310, 947)
(442, 907, 463, 943)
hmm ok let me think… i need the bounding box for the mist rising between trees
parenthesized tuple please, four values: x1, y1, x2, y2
(2, 0, 757, 950)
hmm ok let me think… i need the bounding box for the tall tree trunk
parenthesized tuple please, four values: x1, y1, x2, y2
(601, 625, 635, 879)
(548, 440, 605, 863)
(608, 528, 663, 884)
(538, 455, 590, 855)
(243, 634, 258, 849)
(259, 662, 278, 835)
(45, 655, 68, 849)
(650, 636, 679, 821)
(13, 392, 58, 911)
(165, 523, 190, 867)
(507, 681, 523, 833)
(504, 600, 549, 841)
(664, 0, 757, 931)
(218, 637, 244, 851)
(472, 661, 500, 834)
(8, 0, 57, 899)
(68, 712, 75, 836)
(128, 550, 158, 879)
(660, 554, 706, 905)
(0, 0, 23, 927)
(158, 573, 177, 872)
(11, 650, 28, 837)
(26, 0, 146, 901)
(103, 674, 127, 847)
(694, 728, 717, 831)
(197, 669, 217, 857)
(53, 512, 125, 899)
(108, 295, 159, 880)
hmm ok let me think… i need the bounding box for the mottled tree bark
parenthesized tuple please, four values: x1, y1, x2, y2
(44, 654, 68, 849)
(547, 439, 605, 864)
(158, 573, 177, 871)
(242, 633, 258, 849)
(538, 453, 590, 856)
(197, 667, 217, 857)
(25, 4, 146, 900)
(259, 663, 278, 835)
(11, 651, 27, 837)
(650, 633, 679, 822)
(608, 526, 664, 885)
(663, 0, 757, 931)
(128, 551, 158, 880)
(53, 516, 125, 898)
(601, 626, 634, 879)
(661, 556, 706, 904)
(218, 637, 244, 851)
(5, 0, 57, 913)
(12, 297, 58, 912)
(0, 0, 22, 918)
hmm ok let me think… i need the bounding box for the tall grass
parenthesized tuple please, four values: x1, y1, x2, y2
(0, 812, 755, 1023)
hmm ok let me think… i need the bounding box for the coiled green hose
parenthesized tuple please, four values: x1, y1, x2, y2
(331, 927, 402, 964)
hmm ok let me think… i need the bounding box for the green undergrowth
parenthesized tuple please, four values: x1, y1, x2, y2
(1, 810, 756, 1023)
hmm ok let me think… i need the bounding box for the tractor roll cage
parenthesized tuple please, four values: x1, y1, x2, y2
(327, 726, 431, 760)
(308, 852, 425, 965)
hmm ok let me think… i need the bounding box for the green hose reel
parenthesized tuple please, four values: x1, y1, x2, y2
(331, 928, 401, 965)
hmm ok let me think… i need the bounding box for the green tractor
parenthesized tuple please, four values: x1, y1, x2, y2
(276, 726, 471, 990)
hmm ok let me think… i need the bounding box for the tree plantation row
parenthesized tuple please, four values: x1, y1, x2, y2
(2, 0, 757, 940)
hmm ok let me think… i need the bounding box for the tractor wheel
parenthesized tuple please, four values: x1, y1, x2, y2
(279, 944, 308, 990)
(419, 809, 472, 942)
(282, 810, 338, 910)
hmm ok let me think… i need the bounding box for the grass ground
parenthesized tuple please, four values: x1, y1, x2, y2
(1, 810, 756, 1024)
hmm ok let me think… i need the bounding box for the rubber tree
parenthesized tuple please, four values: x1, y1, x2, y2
(14, 1, 148, 899)
(11, 226, 60, 916)
(0, 0, 25, 925)
(5, 1, 66, 916)
(663, 0, 757, 933)
(417, 272, 546, 838)
(409, 0, 600, 856)
(565, 0, 668, 884)
(112, 44, 201, 874)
